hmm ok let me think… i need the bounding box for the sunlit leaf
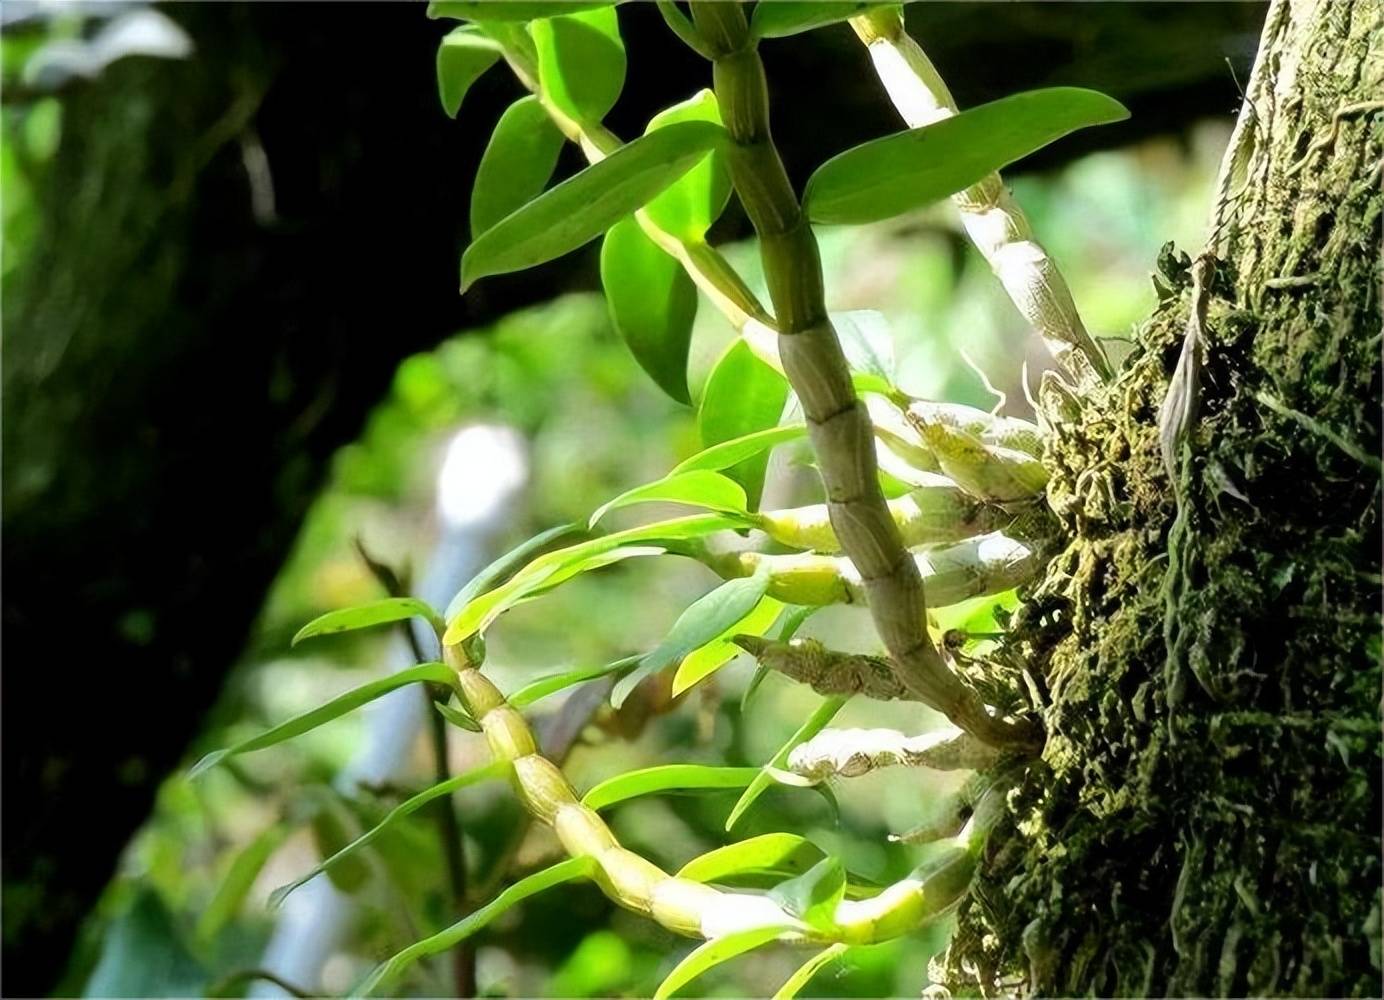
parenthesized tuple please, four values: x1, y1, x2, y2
(768, 857, 846, 931)
(189, 662, 455, 778)
(750, 1, 883, 39)
(436, 26, 502, 117)
(461, 121, 724, 289)
(673, 595, 782, 696)
(590, 470, 749, 528)
(726, 696, 847, 830)
(653, 926, 787, 1000)
(774, 943, 851, 999)
(671, 424, 808, 476)
(428, 1, 613, 22)
(642, 90, 732, 240)
(510, 655, 640, 709)
(196, 823, 289, 942)
(356, 856, 598, 996)
(270, 761, 510, 909)
(446, 523, 584, 622)
(445, 514, 742, 644)
(581, 764, 760, 811)
(601, 217, 699, 403)
(611, 564, 771, 708)
(472, 96, 566, 237)
(292, 597, 442, 646)
(677, 832, 826, 884)
(433, 699, 482, 732)
(533, 6, 625, 124)
(698, 339, 791, 510)
(805, 88, 1130, 225)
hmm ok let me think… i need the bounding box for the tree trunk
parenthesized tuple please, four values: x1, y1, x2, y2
(943, 0, 1382, 995)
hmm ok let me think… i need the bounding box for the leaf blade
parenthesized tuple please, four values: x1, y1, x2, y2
(293, 597, 442, 646)
(654, 926, 787, 1000)
(581, 764, 761, 812)
(436, 26, 502, 117)
(773, 943, 851, 1000)
(670, 424, 808, 476)
(672, 595, 782, 696)
(676, 832, 827, 885)
(471, 95, 566, 237)
(698, 338, 791, 510)
(589, 470, 749, 528)
(726, 696, 848, 830)
(532, 6, 625, 125)
(510, 655, 641, 709)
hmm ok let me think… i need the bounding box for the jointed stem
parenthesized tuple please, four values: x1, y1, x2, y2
(689, 1, 1038, 752)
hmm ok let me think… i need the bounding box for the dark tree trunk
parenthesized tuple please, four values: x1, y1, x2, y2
(945, 0, 1382, 994)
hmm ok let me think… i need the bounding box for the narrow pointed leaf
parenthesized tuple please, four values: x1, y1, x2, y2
(590, 470, 749, 528)
(642, 90, 732, 240)
(189, 662, 455, 778)
(698, 339, 790, 510)
(472, 96, 565, 237)
(774, 943, 851, 999)
(673, 596, 782, 696)
(611, 564, 771, 708)
(601, 217, 699, 403)
(581, 765, 760, 811)
(654, 926, 787, 1000)
(532, 6, 625, 125)
(805, 88, 1130, 225)
(445, 514, 741, 644)
(270, 761, 510, 909)
(768, 857, 846, 931)
(293, 597, 443, 646)
(433, 700, 482, 732)
(196, 823, 289, 942)
(751, 1, 884, 39)
(461, 121, 724, 289)
(677, 832, 827, 884)
(671, 424, 807, 476)
(446, 523, 584, 622)
(436, 26, 501, 117)
(726, 696, 847, 830)
(510, 655, 641, 709)
(356, 856, 598, 996)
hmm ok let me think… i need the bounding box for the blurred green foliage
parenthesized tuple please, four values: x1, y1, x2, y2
(74, 124, 1218, 997)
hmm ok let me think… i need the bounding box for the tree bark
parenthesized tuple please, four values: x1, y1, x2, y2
(943, 1, 1382, 995)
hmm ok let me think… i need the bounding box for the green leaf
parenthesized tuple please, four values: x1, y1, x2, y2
(601, 217, 698, 403)
(446, 513, 741, 644)
(510, 655, 641, 709)
(590, 470, 749, 528)
(698, 338, 791, 510)
(292, 597, 443, 646)
(672, 595, 782, 696)
(196, 823, 289, 942)
(270, 761, 510, 909)
(742, 605, 819, 712)
(768, 857, 846, 931)
(461, 121, 724, 290)
(433, 699, 482, 732)
(642, 90, 732, 240)
(472, 96, 566, 237)
(677, 832, 827, 884)
(428, 1, 613, 21)
(774, 943, 851, 1000)
(356, 856, 598, 996)
(750, 1, 884, 39)
(611, 564, 772, 708)
(446, 523, 584, 622)
(654, 926, 787, 1000)
(671, 424, 808, 476)
(804, 88, 1130, 225)
(581, 764, 760, 811)
(726, 696, 847, 830)
(188, 662, 456, 778)
(436, 26, 502, 117)
(532, 6, 625, 125)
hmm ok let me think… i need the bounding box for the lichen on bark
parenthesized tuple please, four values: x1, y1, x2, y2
(937, 1, 1382, 995)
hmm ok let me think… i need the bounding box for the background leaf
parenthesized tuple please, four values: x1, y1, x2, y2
(590, 469, 749, 527)
(472, 96, 566, 237)
(436, 26, 501, 117)
(601, 217, 699, 403)
(461, 121, 724, 289)
(641, 90, 732, 240)
(533, 6, 625, 124)
(195, 822, 289, 942)
(698, 339, 791, 510)
(581, 764, 760, 811)
(292, 596, 442, 646)
(805, 88, 1130, 225)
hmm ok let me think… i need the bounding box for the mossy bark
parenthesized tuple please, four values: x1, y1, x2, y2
(944, 0, 1382, 995)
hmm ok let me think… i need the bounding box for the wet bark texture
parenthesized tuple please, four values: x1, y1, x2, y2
(943, 0, 1382, 994)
